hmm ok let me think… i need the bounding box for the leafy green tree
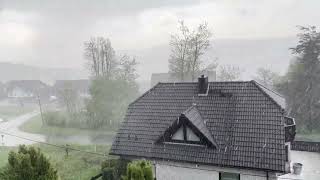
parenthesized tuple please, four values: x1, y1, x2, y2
(86, 77, 138, 128)
(122, 160, 153, 180)
(84, 37, 139, 129)
(0, 145, 58, 180)
(276, 26, 320, 132)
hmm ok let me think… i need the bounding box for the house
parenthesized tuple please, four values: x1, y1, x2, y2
(5, 80, 50, 102)
(150, 70, 216, 87)
(53, 79, 91, 98)
(110, 75, 296, 180)
(0, 82, 6, 100)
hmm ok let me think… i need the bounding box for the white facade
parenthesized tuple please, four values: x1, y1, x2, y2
(278, 150, 320, 180)
(154, 160, 278, 180)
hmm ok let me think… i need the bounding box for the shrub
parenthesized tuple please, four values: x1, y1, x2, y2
(0, 145, 58, 180)
(44, 111, 66, 127)
(101, 158, 130, 180)
(102, 167, 114, 180)
(122, 160, 153, 180)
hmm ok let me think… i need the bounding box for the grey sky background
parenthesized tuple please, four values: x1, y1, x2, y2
(1, 0, 320, 80)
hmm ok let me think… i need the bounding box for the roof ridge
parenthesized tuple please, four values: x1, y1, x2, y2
(253, 80, 284, 98)
(182, 105, 196, 114)
(251, 80, 285, 110)
(128, 82, 161, 106)
(158, 81, 252, 85)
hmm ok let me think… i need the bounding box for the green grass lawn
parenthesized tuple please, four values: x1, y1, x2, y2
(295, 133, 320, 142)
(19, 114, 116, 137)
(0, 146, 15, 168)
(0, 105, 35, 121)
(0, 144, 112, 180)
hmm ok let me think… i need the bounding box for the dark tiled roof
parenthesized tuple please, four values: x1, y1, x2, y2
(255, 82, 286, 109)
(181, 106, 216, 146)
(110, 81, 286, 172)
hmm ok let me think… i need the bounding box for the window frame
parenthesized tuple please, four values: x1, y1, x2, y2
(159, 115, 216, 148)
(219, 172, 240, 180)
(170, 123, 203, 145)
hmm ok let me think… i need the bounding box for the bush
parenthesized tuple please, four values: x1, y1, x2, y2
(67, 110, 88, 128)
(122, 160, 153, 180)
(44, 111, 66, 127)
(102, 167, 114, 180)
(101, 158, 130, 180)
(44, 111, 89, 129)
(0, 145, 58, 180)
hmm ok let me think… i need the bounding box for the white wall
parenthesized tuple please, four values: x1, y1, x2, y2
(155, 161, 276, 180)
(156, 163, 218, 180)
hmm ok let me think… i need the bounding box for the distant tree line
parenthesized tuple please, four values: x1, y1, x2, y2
(276, 26, 320, 133)
(253, 26, 320, 133)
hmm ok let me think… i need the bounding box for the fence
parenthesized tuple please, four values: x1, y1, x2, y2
(291, 141, 320, 152)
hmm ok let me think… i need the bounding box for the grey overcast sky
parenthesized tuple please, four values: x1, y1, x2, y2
(1, 0, 320, 79)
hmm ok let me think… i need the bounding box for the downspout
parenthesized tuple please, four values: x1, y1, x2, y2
(154, 161, 157, 180)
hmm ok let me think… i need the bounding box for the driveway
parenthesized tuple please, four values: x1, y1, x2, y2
(0, 111, 45, 146)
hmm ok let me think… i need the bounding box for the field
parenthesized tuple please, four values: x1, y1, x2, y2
(19, 114, 116, 137)
(0, 105, 35, 121)
(296, 133, 320, 142)
(0, 144, 112, 180)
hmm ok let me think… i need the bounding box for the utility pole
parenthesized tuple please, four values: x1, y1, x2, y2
(37, 93, 44, 126)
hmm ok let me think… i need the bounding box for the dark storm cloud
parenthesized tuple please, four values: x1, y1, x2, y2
(0, 0, 208, 69)
(1, 0, 320, 80)
(2, 0, 203, 16)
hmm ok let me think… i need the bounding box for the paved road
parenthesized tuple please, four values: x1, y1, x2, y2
(0, 111, 45, 146)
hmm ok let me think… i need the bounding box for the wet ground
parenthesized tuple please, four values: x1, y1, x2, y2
(0, 111, 113, 146)
(0, 111, 45, 146)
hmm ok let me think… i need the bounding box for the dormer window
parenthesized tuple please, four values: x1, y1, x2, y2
(172, 126, 184, 140)
(157, 106, 217, 148)
(171, 124, 201, 143)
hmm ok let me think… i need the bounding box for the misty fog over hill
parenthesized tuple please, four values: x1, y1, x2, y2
(0, 62, 88, 84)
(123, 37, 297, 82)
(0, 37, 297, 89)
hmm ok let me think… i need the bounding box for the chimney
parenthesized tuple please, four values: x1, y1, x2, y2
(198, 75, 208, 95)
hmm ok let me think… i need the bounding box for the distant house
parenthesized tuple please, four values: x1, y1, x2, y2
(53, 79, 91, 98)
(5, 80, 50, 102)
(110, 76, 296, 180)
(150, 70, 216, 87)
(0, 82, 6, 99)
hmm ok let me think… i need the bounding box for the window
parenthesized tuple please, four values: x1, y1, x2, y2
(171, 124, 201, 143)
(219, 172, 240, 180)
(186, 127, 200, 141)
(172, 126, 184, 140)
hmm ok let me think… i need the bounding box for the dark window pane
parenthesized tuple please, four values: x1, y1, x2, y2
(220, 172, 240, 180)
